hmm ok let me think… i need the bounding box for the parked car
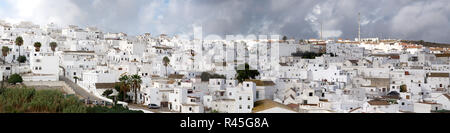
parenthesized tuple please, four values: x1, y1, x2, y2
(105, 102, 114, 106)
(148, 104, 160, 109)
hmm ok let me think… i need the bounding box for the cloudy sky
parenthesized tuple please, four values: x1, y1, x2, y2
(0, 0, 449, 43)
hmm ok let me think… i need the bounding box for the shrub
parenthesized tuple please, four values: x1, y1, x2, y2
(0, 88, 86, 113)
(0, 87, 140, 113)
(86, 104, 143, 113)
(8, 74, 23, 84)
(200, 72, 226, 81)
(102, 89, 113, 97)
(0, 88, 35, 113)
(17, 56, 26, 63)
(25, 90, 65, 113)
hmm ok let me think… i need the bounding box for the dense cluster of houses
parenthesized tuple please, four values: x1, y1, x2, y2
(1, 20, 449, 113)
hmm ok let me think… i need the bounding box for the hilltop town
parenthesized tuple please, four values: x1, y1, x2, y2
(1, 20, 449, 113)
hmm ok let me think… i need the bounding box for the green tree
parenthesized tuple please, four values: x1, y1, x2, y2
(34, 42, 42, 52)
(163, 56, 170, 76)
(15, 36, 23, 65)
(282, 36, 288, 42)
(236, 63, 260, 83)
(50, 42, 58, 55)
(291, 51, 323, 59)
(102, 89, 113, 97)
(0, 46, 8, 91)
(2, 46, 10, 64)
(17, 55, 26, 63)
(200, 72, 226, 81)
(130, 74, 142, 104)
(113, 83, 123, 102)
(8, 74, 23, 85)
(119, 75, 131, 102)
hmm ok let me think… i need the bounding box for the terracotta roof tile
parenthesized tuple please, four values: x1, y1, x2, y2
(368, 100, 390, 106)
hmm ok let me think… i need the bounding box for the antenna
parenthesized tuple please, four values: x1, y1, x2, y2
(320, 22, 323, 41)
(358, 12, 361, 42)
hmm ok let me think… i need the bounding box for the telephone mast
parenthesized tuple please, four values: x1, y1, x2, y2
(320, 22, 323, 41)
(358, 12, 361, 42)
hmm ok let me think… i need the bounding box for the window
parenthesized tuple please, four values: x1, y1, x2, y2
(247, 105, 251, 109)
(247, 84, 249, 87)
(248, 96, 251, 101)
(73, 72, 76, 75)
(309, 92, 313, 97)
(239, 96, 242, 100)
(256, 91, 259, 99)
(189, 107, 192, 111)
(239, 105, 242, 109)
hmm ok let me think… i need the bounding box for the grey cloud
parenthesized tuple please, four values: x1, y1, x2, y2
(2, 0, 450, 43)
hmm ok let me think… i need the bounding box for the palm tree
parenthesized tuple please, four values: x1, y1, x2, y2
(119, 75, 131, 102)
(2, 46, 10, 65)
(1, 46, 10, 91)
(50, 42, 57, 55)
(130, 74, 142, 104)
(162, 56, 170, 77)
(15, 36, 23, 65)
(34, 42, 42, 52)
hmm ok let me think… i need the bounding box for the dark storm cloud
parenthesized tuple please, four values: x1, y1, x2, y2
(1, 0, 449, 43)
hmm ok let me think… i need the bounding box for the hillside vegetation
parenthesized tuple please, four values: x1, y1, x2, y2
(0, 88, 142, 113)
(401, 40, 450, 48)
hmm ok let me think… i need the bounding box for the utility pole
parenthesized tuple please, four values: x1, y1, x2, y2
(320, 21, 323, 41)
(358, 12, 361, 43)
